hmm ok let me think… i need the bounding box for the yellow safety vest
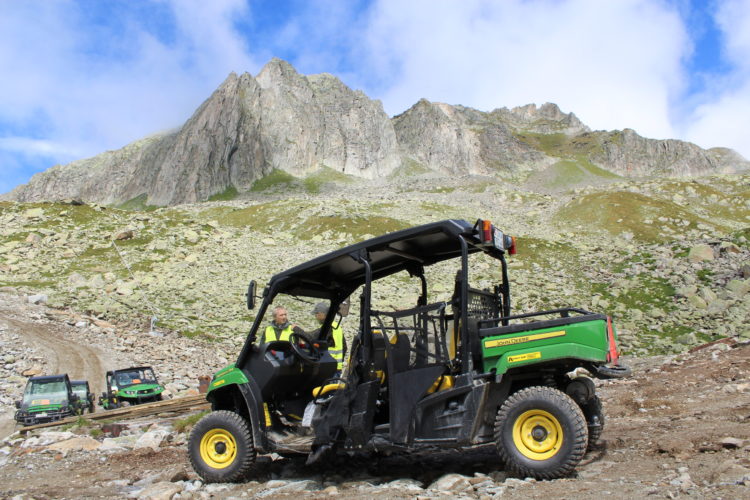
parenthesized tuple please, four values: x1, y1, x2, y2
(261, 324, 294, 344)
(329, 321, 345, 371)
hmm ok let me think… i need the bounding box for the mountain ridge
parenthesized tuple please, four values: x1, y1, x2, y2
(3, 58, 748, 206)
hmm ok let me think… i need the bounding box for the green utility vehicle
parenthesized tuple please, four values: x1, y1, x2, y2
(188, 219, 630, 482)
(71, 380, 96, 414)
(15, 374, 81, 425)
(99, 366, 164, 409)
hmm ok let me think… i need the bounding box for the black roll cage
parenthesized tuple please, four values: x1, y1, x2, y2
(237, 219, 512, 373)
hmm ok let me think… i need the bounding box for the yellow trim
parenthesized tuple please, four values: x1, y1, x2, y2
(426, 375, 455, 394)
(199, 428, 237, 469)
(508, 351, 542, 363)
(263, 403, 272, 427)
(484, 330, 566, 349)
(312, 382, 346, 397)
(512, 409, 564, 460)
(212, 379, 226, 387)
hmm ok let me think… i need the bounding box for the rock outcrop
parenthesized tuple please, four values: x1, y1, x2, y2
(4, 59, 401, 206)
(3, 59, 748, 206)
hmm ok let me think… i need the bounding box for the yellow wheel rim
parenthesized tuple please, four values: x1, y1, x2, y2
(199, 428, 237, 469)
(512, 409, 564, 460)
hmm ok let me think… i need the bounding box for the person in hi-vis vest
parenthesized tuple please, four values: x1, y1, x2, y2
(260, 305, 304, 344)
(312, 302, 346, 374)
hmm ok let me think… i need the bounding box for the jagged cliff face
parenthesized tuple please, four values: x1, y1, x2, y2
(5, 59, 401, 205)
(4, 59, 748, 206)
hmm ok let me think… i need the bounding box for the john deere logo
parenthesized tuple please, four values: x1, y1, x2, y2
(484, 330, 566, 349)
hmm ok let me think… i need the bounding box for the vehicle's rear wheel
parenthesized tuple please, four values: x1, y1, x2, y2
(581, 395, 604, 449)
(495, 386, 588, 479)
(189, 410, 255, 483)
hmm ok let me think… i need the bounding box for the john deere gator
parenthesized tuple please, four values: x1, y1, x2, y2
(188, 219, 630, 482)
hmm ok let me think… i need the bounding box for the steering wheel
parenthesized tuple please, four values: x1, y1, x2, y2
(289, 332, 321, 365)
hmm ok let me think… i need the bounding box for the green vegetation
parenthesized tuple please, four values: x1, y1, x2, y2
(207, 185, 239, 201)
(514, 131, 606, 158)
(173, 410, 210, 432)
(250, 169, 297, 192)
(299, 215, 410, 240)
(556, 191, 723, 243)
(528, 159, 621, 189)
(388, 158, 431, 178)
(302, 166, 356, 194)
(118, 194, 158, 211)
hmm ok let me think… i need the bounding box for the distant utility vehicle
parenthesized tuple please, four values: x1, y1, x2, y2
(15, 374, 81, 426)
(99, 366, 164, 409)
(71, 380, 96, 414)
(188, 219, 630, 482)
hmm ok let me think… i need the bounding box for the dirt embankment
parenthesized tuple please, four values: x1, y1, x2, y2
(0, 309, 114, 440)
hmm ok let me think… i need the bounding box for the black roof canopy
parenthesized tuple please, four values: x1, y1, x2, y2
(28, 374, 69, 383)
(266, 219, 493, 298)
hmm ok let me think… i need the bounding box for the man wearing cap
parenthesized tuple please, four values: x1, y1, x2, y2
(260, 305, 304, 344)
(312, 302, 346, 374)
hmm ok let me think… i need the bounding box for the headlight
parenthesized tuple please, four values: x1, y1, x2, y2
(125, 390, 136, 395)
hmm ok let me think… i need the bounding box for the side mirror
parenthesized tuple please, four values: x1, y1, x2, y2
(246, 280, 257, 310)
(338, 298, 351, 317)
(14, 400, 21, 409)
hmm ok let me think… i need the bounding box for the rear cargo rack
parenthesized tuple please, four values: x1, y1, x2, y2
(477, 308, 607, 337)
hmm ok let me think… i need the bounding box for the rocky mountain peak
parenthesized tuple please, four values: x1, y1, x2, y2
(3, 59, 748, 206)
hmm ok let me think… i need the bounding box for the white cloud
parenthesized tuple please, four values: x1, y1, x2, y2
(361, 0, 690, 141)
(682, 0, 750, 158)
(0, 0, 259, 171)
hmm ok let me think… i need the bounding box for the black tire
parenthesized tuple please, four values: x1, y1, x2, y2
(188, 410, 255, 483)
(495, 386, 588, 479)
(581, 396, 604, 449)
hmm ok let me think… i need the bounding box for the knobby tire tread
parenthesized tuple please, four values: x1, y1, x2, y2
(188, 410, 256, 483)
(494, 386, 588, 480)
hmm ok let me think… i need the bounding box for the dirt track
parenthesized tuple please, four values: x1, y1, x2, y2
(0, 311, 114, 439)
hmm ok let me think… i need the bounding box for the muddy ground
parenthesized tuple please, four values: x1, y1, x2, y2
(0, 299, 748, 499)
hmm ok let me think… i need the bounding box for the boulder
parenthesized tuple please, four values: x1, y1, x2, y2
(23, 208, 44, 219)
(719, 241, 741, 253)
(47, 436, 101, 455)
(114, 230, 134, 241)
(136, 481, 183, 500)
(687, 245, 714, 262)
(687, 295, 707, 309)
(134, 430, 169, 451)
(428, 473, 474, 492)
(184, 230, 200, 243)
(25, 233, 42, 246)
(727, 279, 750, 297)
(27, 294, 48, 305)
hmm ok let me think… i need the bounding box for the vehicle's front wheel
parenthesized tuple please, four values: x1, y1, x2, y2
(495, 386, 588, 479)
(188, 410, 255, 483)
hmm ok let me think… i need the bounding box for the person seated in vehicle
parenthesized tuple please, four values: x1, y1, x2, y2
(311, 302, 346, 375)
(259, 305, 305, 344)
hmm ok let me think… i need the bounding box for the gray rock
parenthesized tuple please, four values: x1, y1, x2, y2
(688, 245, 714, 263)
(428, 473, 473, 492)
(134, 430, 169, 451)
(27, 294, 48, 304)
(720, 437, 745, 449)
(136, 481, 183, 500)
(384, 478, 424, 491)
(727, 279, 750, 297)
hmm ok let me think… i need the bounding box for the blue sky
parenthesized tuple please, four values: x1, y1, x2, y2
(1, 0, 749, 194)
